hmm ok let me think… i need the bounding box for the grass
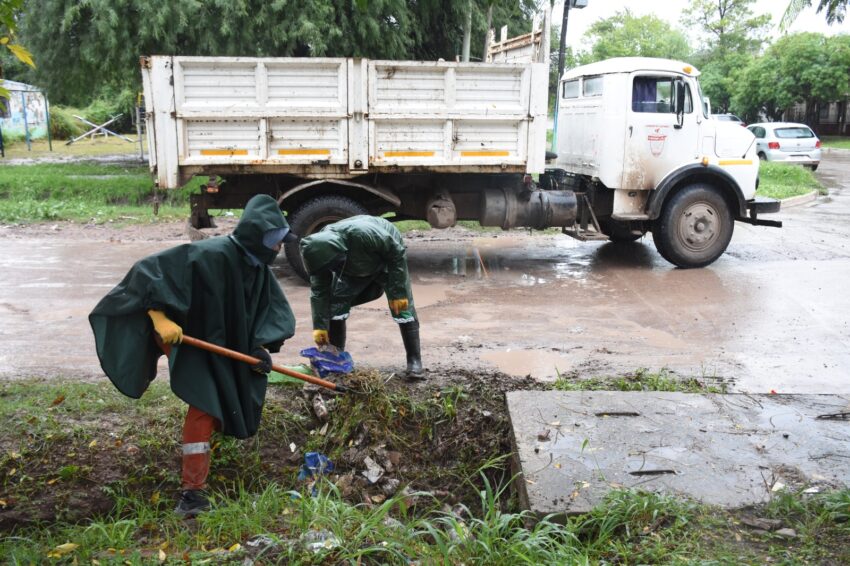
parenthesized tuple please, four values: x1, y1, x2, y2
(821, 136, 850, 150)
(1, 137, 145, 160)
(0, 375, 848, 563)
(553, 367, 728, 393)
(0, 162, 193, 223)
(756, 161, 825, 200)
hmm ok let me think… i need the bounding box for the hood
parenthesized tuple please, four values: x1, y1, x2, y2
(232, 195, 289, 265)
(299, 230, 348, 275)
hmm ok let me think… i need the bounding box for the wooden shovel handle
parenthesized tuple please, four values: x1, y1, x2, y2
(181, 335, 347, 393)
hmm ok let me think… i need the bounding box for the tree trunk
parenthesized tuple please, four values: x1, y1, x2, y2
(462, 0, 472, 62)
(481, 4, 493, 62)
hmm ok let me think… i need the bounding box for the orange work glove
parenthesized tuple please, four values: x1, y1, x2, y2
(147, 309, 183, 344)
(389, 298, 409, 316)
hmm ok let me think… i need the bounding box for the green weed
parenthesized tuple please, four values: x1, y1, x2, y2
(552, 367, 726, 393)
(757, 161, 824, 200)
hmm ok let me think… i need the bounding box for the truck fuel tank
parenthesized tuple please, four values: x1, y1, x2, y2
(479, 188, 577, 230)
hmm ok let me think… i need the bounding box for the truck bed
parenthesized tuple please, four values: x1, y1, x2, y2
(141, 55, 549, 189)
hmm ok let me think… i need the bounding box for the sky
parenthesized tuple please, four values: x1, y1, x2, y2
(551, 0, 850, 50)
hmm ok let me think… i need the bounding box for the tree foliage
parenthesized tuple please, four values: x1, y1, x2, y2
(782, 0, 849, 28)
(13, 0, 536, 106)
(732, 33, 850, 123)
(680, 0, 770, 113)
(1, 0, 35, 105)
(579, 9, 691, 64)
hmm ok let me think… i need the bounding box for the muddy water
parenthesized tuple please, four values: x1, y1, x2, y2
(2, 153, 850, 393)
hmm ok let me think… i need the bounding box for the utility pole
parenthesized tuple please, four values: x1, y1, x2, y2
(551, 0, 588, 153)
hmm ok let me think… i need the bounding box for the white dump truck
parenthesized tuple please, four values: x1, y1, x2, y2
(141, 19, 780, 278)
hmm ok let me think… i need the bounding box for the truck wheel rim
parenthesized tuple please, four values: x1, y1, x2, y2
(678, 202, 720, 252)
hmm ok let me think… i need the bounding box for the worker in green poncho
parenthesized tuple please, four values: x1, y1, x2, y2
(89, 195, 297, 518)
(299, 215, 424, 380)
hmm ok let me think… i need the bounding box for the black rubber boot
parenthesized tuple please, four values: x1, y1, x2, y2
(329, 319, 346, 351)
(399, 320, 425, 381)
(174, 489, 210, 518)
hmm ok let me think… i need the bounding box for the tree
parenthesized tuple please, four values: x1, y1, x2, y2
(13, 0, 537, 107)
(782, 0, 849, 28)
(0, 0, 34, 106)
(579, 9, 691, 64)
(734, 33, 850, 127)
(680, 0, 771, 113)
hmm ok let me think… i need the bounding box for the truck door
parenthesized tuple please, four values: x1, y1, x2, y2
(622, 73, 699, 191)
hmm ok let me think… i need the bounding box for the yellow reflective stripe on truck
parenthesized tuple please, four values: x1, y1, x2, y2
(384, 151, 436, 157)
(200, 149, 248, 156)
(278, 149, 332, 155)
(718, 159, 753, 166)
(461, 150, 510, 157)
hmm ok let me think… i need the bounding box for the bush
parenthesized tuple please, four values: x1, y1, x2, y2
(81, 89, 137, 133)
(48, 105, 86, 140)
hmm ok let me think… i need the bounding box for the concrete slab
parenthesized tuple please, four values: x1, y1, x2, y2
(506, 391, 850, 515)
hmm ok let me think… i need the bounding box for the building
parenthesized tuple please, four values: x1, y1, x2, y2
(0, 80, 49, 140)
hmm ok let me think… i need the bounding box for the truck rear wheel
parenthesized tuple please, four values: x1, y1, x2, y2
(652, 184, 733, 268)
(284, 196, 368, 281)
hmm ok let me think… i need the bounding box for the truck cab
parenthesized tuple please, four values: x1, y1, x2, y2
(551, 57, 779, 267)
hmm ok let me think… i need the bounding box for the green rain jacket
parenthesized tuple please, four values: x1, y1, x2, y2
(300, 216, 414, 331)
(89, 195, 295, 439)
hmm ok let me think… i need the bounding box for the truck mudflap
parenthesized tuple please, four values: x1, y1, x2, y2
(737, 197, 782, 228)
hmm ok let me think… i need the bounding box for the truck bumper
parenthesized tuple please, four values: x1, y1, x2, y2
(736, 197, 782, 227)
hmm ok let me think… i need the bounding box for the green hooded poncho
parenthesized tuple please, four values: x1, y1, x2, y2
(299, 215, 415, 331)
(89, 195, 295, 439)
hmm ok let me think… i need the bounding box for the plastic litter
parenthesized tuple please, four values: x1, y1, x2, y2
(298, 451, 335, 481)
(300, 347, 354, 377)
(268, 364, 315, 385)
(300, 529, 340, 553)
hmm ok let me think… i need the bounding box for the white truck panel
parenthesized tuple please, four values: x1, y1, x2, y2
(142, 55, 544, 187)
(367, 61, 532, 168)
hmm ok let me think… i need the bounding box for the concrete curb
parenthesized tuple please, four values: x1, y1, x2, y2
(823, 147, 850, 155)
(781, 190, 819, 208)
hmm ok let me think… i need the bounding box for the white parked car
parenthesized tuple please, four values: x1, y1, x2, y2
(747, 122, 821, 170)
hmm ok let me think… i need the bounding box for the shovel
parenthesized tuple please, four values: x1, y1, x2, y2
(181, 335, 352, 394)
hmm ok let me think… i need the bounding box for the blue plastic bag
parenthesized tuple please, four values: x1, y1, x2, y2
(299, 347, 354, 378)
(296, 452, 335, 497)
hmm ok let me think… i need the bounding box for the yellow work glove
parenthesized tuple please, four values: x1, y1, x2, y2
(313, 329, 329, 346)
(147, 309, 183, 344)
(389, 298, 409, 316)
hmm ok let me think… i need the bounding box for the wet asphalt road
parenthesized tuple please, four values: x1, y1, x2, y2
(1, 153, 849, 393)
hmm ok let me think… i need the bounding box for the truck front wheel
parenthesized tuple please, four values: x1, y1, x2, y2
(652, 184, 733, 268)
(284, 196, 369, 281)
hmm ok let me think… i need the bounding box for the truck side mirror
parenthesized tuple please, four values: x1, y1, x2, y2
(674, 79, 686, 129)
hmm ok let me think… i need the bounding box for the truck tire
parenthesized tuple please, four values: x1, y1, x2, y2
(599, 218, 644, 243)
(651, 184, 733, 268)
(284, 196, 368, 281)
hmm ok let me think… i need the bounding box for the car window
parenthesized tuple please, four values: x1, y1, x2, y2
(632, 76, 692, 114)
(774, 127, 815, 139)
(748, 127, 765, 138)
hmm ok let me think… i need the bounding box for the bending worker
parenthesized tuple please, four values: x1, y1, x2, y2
(89, 195, 297, 518)
(299, 215, 424, 380)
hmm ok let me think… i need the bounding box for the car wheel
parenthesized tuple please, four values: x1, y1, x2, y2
(758, 152, 767, 161)
(652, 184, 734, 268)
(284, 196, 369, 281)
(808, 164, 819, 171)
